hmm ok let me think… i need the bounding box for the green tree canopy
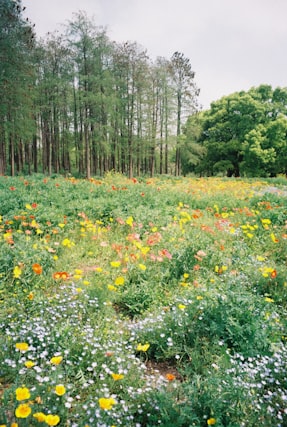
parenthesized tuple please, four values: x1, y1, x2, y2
(0, 0, 36, 175)
(197, 85, 287, 177)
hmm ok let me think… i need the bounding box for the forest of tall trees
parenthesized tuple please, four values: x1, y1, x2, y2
(1, 1, 287, 178)
(0, 0, 199, 178)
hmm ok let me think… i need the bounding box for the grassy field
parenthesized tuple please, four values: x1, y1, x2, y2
(0, 174, 286, 427)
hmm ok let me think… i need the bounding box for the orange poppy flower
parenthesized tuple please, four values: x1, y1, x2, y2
(61, 272, 69, 280)
(32, 263, 42, 275)
(53, 272, 69, 280)
(165, 373, 176, 381)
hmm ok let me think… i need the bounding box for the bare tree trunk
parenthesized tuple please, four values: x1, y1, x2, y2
(10, 134, 15, 176)
(175, 92, 181, 176)
(52, 105, 59, 173)
(85, 114, 90, 179)
(0, 123, 6, 175)
(33, 128, 38, 173)
(128, 94, 134, 179)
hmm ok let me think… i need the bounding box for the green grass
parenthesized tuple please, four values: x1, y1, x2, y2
(0, 174, 286, 427)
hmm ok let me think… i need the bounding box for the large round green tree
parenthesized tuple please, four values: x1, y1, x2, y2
(196, 85, 287, 177)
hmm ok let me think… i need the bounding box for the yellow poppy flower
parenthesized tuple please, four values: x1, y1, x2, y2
(55, 384, 66, 396)
(114, 276, 125, 286)
(33, 412, 47, 422)
(111, 373, 124, 381)
(45, 414, 60, 426)
(15, 387, 30, 401)
(98, 397, 116, 410)
(15, 403, 31, 418)
(136, 343, 150, 352)
(50, 356, 63, 365)
(15, 342, 29, 352)
(13, 266, 22, 279)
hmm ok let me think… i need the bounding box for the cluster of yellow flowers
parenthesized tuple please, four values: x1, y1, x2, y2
(13, 387, 61, 425)
(9, 349, 65, 425)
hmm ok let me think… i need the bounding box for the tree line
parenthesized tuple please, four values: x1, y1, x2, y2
(0, 0, 199, 178)
(1, 1, 286, 178)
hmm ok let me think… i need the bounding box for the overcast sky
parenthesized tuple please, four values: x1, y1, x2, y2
(24, 0, 287, 109)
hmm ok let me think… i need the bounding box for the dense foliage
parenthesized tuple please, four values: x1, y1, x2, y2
(0, 0, 36, 175)
(184, 85, 287, 177)
(0, 174, 287, 426)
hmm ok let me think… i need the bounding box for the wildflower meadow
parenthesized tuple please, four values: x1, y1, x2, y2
(0, 174, 286, 427)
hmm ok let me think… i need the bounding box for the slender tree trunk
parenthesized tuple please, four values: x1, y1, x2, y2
(175, 92, 181, 176)
(164, 100, 169, 174)
(150, 89, 159, 177)
(73, 84, 79, 173)
(0, 122, 6, 175)
(42, 117, 51, 174)
(10, 134, 15, 176)
(78, 105, 84, 175)
(85, 111, 90, 179)
(128, 88, 135, 178)
(33, 117, 38, 173)
(159, 98, 164, 175)
(27, 141, 32, 175)
(48, 135, 52, 176)
(53, 105, 59, 173)
(18, 139, 24, 173)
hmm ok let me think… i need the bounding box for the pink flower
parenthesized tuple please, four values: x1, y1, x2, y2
(159, 249, 172, 259)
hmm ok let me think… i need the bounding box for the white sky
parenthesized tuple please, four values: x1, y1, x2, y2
(24, 0, 287, 109)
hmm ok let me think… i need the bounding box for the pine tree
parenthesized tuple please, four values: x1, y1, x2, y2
(0, 0, 36, 175)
